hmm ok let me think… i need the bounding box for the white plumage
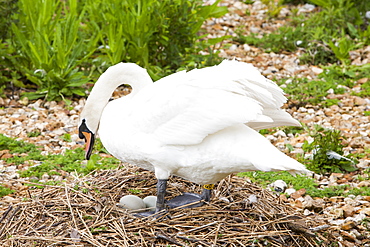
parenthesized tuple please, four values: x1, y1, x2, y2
(79, 60, 309, 213)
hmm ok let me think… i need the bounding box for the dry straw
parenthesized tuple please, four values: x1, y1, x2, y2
(0, 164, 336, 246)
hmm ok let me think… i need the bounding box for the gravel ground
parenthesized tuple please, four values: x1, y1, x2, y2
(0, 1, 370, 246)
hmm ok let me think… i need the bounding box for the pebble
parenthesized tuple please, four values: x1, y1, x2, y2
(290, 188, 306, 200)
(357, 181, 370, 187)
(269, 180, 287, 192)
(341, 221, 357, 231)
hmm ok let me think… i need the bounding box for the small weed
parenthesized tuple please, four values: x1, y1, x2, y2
(319, 64, 370, 90)
(301, 125, 357, 174)
(281, 126, 305, 136)
(261, 0, 285, 18)
(128, 189, 143, 194)
(347, 186, 370, 196)
(0, 185, 14, 197)
(90, 227, 107, 233)
(83, 215, 93, 220)
(361, 217, 370, 228)
(61, 133, 72, 142)
(27, 130, 41, 138)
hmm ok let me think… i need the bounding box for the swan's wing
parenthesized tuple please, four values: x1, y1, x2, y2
(126, 60, 299, 146)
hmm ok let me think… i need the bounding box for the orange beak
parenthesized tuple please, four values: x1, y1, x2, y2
(81, 131, 95, 160)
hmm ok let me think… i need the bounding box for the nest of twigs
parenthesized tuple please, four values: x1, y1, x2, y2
(0, 164, 337, 246)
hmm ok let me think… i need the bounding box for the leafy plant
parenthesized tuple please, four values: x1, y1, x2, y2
(61, 133, 72, 142)
(10, 0, 99, 102)
(2, 0, 228, 99)
(261, 0, 285, 18)
(27, 130, 41, 138)
(0, 134, 42, 158)
(301, 125, 357, 174)
(84, 0, 228, 80)
(0, 0, 17, 40)
(320, 63, 370, 85)
(327, 37, 357, 65)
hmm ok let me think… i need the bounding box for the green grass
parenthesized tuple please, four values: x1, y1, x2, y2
(0, 134, 120, 183)
(235, 0, 370, 65)
(235, 0, 370, 108)
(238, 171, 370, 198)
(279, 77, 344, 107)
(279, 63, 370, 106)
(238, 171, 317, 191)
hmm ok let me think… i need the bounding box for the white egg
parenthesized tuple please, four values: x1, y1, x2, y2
(119, 195, 145, 210)
(143, 196, 157, 211)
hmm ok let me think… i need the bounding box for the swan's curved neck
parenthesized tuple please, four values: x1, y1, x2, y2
(80, 63, 153, 133)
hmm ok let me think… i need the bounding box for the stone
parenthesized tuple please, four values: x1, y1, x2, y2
(329, 196, 344, 203)
(285, 188, 296, 196)
(302, 195, 314, 210)
(312, 198, 325, 213)
(311, 66, 323, 75)
(290, 188, 306, 199)
(340, 231, 357, 242)
(344, 198, 359, 207)
(329, 173, 344, 184)
(353, 96, 367, 105)
(359, 208, 370, 216)
(363, 196, 370, 202)
(269, 180, 287, 192)
(279, 193, 288, 203)
(1, 153, 13, 159)
(291, 199, 303, 208)
(332, 208, 344, 218)
(342, 205, 356, 218)
(357, 181, 370, 187)
(341, 221, 356, 231)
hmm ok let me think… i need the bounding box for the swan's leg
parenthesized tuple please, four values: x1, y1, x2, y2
(135, 181, 213, 217)
(201, 184, 214, 202)
(133, 179, 168, 218)
(156, 179, 167, 212)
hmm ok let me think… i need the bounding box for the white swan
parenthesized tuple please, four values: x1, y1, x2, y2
(79, 60, 309, 214)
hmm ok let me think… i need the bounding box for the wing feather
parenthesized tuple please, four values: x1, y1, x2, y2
(125, 60, 299, 146)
